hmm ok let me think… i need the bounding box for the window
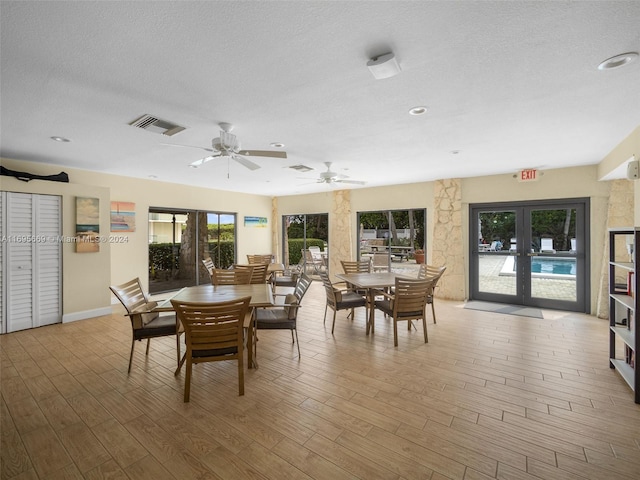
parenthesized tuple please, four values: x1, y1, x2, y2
(148, 208, 236, 294)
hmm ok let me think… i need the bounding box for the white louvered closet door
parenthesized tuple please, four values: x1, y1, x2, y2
(2, 192, 62, 333)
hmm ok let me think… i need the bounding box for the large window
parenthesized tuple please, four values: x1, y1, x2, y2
(357, 209, 426, 269)
(148, 208, 236, 294)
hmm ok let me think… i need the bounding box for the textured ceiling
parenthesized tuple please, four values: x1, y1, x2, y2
(1, 1, 639, 196)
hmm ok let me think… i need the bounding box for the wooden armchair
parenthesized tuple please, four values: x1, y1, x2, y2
(171, 297, 250, 402)
(110, 277, 183, 373)
(374, 277, 434, 346)
(417, 264, 446, 323)
(254, 273, 312, 357)
(318, 271, 367, 334)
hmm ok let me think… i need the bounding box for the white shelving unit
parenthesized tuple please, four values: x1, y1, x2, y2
(608, 228, 639, 403)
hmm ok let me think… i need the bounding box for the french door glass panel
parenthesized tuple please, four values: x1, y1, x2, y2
(476, 210, 518, 297)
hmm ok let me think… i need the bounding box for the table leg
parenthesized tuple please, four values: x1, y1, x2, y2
(366, 290, 376, 335)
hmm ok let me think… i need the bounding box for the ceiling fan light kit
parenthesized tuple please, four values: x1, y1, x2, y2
(161, 122, 287, 170)
(367, 52, 401, 79)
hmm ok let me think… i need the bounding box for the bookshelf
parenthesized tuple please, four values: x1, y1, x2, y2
(609, 228, 639, 403)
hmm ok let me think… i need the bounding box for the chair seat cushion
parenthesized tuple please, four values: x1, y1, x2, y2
(337, 292, 367, 308)
(255, 309, 295, 329)
(374, 300, 422, 318)
(192, 346, 238, 358)
(134, 314, 177, 340)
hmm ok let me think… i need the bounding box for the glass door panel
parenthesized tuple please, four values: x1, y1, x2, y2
(473, 210, 519, 299)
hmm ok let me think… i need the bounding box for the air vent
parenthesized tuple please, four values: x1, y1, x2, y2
(289, 164, 313, 173)
(128, 114, 185, 136)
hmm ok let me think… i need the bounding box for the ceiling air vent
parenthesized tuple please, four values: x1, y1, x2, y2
(128, 114, 185, 136)
(289, 164, 313, 173)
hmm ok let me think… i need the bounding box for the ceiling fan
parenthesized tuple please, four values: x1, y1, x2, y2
(314, 162, 366, 185)
(162, 122, 287, 170)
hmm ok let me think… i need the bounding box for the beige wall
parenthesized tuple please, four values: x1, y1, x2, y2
(1, 158, 272, 321)
(2, 137, 636, 321)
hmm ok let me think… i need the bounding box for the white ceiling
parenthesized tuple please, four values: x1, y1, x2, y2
(1, 1, 639, 196)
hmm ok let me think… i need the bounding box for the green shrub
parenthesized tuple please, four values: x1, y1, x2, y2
(287, 238, 325, 265)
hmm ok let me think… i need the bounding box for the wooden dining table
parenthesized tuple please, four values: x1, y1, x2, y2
(156, 283, 274, 369)
(335, 272, 415, 334)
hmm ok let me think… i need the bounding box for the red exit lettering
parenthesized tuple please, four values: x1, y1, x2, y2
(519, 169, 538, 182)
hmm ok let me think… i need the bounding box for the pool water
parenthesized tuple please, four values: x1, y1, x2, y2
(530, 258, 576, 276)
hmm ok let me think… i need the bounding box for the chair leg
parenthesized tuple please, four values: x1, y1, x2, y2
(331, 310, 337, 334)
(176, 333, 181, 371)
(145, 338, 151, 355)
(238, 352, 245, 396)
(323, 305, 328, 325)
(393, 319, 398, 347)
(431, 301, 437, 324)
(422, 316, 428, 343)
(184, 359, 192, 402)
(294, 328, 300, 357)
(128, 338, 136, 373)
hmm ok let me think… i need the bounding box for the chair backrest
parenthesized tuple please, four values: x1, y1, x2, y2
(109, 277, 158, 327)
(318, 271, 338, 306)
(202, 257, 215, 276)
(392, 277, 433, 317)
(211, 268, 252, 285)
(372, 252, 389, 271)
(341, 259, 371, 274)
(247, 254, 273, 264)
(417, 264, 446, 284)
(540, 238, 554, 251)
(171, 297, 250, 357)
(293, 273, 313, 303)
(246, 263, 268, 284)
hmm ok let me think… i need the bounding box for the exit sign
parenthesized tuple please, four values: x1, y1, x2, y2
(518, 169, 538, 182)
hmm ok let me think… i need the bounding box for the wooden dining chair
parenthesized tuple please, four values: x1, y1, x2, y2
(374, 277, 434, 346)
(417, 264, 446, 323)
(171, 297, 250, 402)
(211, 268, 252, 285)
(110, 277, 183, 373)
(319, 271, 367, 334)
(254, 273, 312, 357)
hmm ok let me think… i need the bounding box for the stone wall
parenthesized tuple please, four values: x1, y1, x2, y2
(328, 189, 352, 280)
(596, 179, 634, 318)
(432, 178, 465, 300)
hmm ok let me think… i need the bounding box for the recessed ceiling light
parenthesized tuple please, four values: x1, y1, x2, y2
(270, 142, 285, 148)
(148, 174, 158, 178)
(409, 106, 428, 116)
(450, 150, 460, 155)
(597, 52, 638, 70)
(50, 136, 71, 142)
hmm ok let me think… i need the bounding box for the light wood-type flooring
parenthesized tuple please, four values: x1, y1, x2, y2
(2, 280, 640, 479)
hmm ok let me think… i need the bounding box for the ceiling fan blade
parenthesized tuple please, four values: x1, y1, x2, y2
(335, 179, 366, 185)
(161, 143, 214, 153)
(233, 155, 261, 171)
(190, 154, 220, 167)
(238, 150, 287, 159)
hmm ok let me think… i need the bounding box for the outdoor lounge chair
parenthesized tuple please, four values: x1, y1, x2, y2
(540, 238, 556, 253)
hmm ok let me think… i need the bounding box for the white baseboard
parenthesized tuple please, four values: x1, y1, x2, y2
(63, 306, 113, 323)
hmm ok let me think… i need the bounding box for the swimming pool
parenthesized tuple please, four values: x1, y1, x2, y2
(531, 257, 576, 275)
(499, 256, 576, 279)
